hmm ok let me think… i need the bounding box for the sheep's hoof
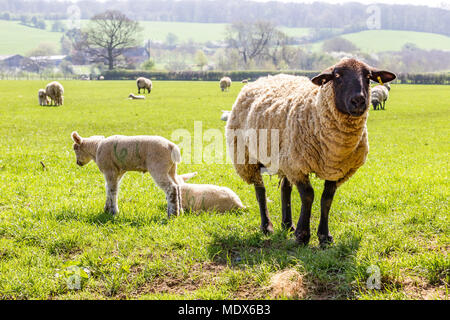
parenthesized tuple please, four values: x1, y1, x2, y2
(318, 233, 334, 248)
(260, 222, 274, 235)
(295, 230, 310, 246)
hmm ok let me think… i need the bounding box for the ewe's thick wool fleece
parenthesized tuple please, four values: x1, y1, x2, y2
(45, 81, 64, 105)
(220, 77, 232, 90)
(226, 74, 369, 186)
(371, 85, 389, 103)
(136, 77, 152, 91)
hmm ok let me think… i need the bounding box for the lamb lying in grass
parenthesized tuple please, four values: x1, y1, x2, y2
(176, 172, 245, 212)
(71, 131, 182, 217)
(128, 93, 145, 100)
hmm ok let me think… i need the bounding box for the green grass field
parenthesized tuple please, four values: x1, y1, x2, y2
(0, 80, 448, 300)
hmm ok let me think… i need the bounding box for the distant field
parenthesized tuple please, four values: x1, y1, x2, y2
(0, 20, 63, 55)
(0, 81, 448, 299)
(309, 30, 450, 53)
(1, 19, 450, 56)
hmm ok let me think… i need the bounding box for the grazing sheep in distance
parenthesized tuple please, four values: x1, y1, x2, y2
(220, 110, 231, 121)
(371, 83, 391, 110)
(176, 172, 245, 212)
(45, 81, 64, 106)
(226, 58, 396, 246)
(38, 89, 50, 106)
(99, 75, 105, 80)
(128, 93, 145, 100)
(71, 132, 182, 217)
(241, 79, 249, 84)
(220, 76, 232, 92)
(136, 77, 152, 94)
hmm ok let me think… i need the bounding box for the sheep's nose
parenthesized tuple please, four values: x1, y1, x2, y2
(350, 94, 366, 108)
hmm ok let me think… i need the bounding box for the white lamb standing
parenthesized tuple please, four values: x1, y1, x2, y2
(45, 81, 64, 106)
(71, 132, 182, 217)
(176, 172, 245, 212)
(38, 89, 50, 106)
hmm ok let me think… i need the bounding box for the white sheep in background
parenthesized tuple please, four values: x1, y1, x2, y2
(38, 89, 50, 106)
(241, 79, 249, 84)
(220, 76, 232, 92)
(176, 172, 245, 212)
(128, 93, 146, 100)
(226, 58, 396, 245)
(371, 83, 391, 110)
(45, 81, 64, 106)
(71, 132, 182, 217)
(220, 110, 231, 121)
(136, 77, 152, 94)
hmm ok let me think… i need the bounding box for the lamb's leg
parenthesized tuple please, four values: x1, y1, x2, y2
(317, 180, 337, 246)
(255, 183, 273, 234)
(280, 177, 295, 232)
(103, 172, 121, 215)
(165, 182, 180, 217)
(295, 179, 314, 245)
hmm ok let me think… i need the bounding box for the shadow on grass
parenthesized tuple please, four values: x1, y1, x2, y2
(53, 209, 164, 227)
(206, 228, 362, 299)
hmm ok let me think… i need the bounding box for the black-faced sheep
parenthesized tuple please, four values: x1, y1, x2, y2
(226, 58, 396, 246)
(136, 77, 152, 94)
(45, 81, 64, 106)
(371, 83, 391, 110)
(220, 77, 232, 92)
(71, 132, 182, 217)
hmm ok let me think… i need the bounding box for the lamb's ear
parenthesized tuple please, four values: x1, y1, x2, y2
(369, 69, 396, 84)
(71, 131, 82, 144)
(311, 71, 334, 86)
(180, 172, 198, 182)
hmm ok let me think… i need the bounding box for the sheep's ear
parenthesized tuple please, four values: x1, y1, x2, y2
(71, 131, 82, 144)
(180, 172, 198, 182)
(369, 69, 396, 84)
(311, 72, 334, 86)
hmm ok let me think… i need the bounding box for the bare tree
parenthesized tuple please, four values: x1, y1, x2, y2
(226, 21, 278, 67)
(81, 10, 141, 70)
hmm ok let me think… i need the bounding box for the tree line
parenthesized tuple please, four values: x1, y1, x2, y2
(0, 0, 449, 36)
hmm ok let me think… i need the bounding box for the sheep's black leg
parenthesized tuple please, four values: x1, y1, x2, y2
(317, 180, 337, 247)
(295, 180, 314, 245)
(255, 184, 273, 234)
(281, 177, 295, 232)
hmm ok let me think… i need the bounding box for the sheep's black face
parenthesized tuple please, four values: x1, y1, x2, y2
(332, 66, 371, 117)
(311, 58, 396, 117)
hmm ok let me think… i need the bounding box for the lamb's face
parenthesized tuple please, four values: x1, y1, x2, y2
(311, 58, 396, 117)
(73, 143, 92, 166)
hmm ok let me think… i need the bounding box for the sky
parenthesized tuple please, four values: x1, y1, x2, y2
(54, 0, 450, 9)
(252, 0, 449, 9)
